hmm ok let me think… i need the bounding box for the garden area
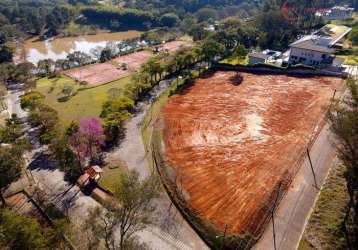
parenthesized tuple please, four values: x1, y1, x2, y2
(34, 75, 131, 129)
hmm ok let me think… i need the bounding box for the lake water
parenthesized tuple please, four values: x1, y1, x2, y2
(24, 31, 141, 65)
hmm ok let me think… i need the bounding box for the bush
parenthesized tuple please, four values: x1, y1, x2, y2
(20, 91, 45, 109)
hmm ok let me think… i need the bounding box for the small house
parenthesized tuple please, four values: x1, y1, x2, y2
(248, 52, 270, 65)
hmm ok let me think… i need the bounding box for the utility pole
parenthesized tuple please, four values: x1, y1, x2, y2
(272, 182, 282, 250)
(306, 148, 319, 190)
(221, 224, 229, 250)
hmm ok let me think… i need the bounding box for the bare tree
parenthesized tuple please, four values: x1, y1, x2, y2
(85, 170, 159, 250)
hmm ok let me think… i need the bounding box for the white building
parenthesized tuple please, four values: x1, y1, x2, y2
(288, 35, 336, 66)
(316, 5, 354, 20)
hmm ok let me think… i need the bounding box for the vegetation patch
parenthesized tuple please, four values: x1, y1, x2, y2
(35, 75, 131, 129)
(299, 163, 349, 250)
(98, 159, 127, 193)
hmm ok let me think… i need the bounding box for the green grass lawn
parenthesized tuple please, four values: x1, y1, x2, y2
(220, 55, 248, 65)
(98, 159, 127, 193)
(35, 75, 131, 129)
(298, 163, 348, 250)
(337, 54, 358, 65)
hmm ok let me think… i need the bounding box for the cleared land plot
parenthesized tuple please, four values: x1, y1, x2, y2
(157, 40, 193, 52)
(111, 50, 153, 71)
(65, 40, 193, 86)
(162, 71, 343, 238)
(64, 63, 129, 86)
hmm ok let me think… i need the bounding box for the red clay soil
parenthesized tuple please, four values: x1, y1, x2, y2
(162, 71, 343, 238)
(157, 40, 193, 53)
(65, 63, 128, 86)
(112, 50, 153, 71)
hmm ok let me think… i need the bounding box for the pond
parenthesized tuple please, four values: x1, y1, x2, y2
(23, 31, 141, 65)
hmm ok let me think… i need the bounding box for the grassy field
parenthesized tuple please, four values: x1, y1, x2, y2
(35, 75, 131, 129)
(337, 54, 358, 65)
(298, 163, 348, 250)
(98, 159, 127, 193)
(220, 55, 249, 65)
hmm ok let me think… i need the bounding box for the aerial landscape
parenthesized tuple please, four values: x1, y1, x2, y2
(0, 0, 357, 250)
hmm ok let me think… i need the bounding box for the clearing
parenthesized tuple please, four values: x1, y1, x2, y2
(35, 75, 131, 128)
(161, 71, 343, 239)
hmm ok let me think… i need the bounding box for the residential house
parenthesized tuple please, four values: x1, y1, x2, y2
(248, 52, 270, 65)
(288, 35, 335, 66)
(317, 6, 354, 20)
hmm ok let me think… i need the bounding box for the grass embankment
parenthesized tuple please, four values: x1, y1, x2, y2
(220, 55, 249, 65)
(35, 75, 131, 129)
(98, 159, 127, 193)
(298, 163, 348, 250)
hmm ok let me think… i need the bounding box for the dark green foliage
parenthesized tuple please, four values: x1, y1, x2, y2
(101, 97, 135, 144)
(0, 208, 66, 250)
(20, 91, 45, 109)
(159, 13, 180, 27)
(349, 27, 358, 46)
(0, 144, 24, 205)
(28, 104, 59, 144)
(81, 7, 156, 30)
(0, 45, 12, 63)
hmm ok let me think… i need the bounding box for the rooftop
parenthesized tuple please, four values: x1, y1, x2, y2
(249, 52, 270, 60)
(290, 35, 335, 54)
(314, 24, 352, 45)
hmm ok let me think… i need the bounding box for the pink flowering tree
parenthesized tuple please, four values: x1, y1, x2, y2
(69, 117, 105, 172)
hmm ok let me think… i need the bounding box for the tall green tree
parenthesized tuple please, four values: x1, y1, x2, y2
(0, 145, 25, 206)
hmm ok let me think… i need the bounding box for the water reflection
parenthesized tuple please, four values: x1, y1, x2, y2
(24, 31, 141, 65)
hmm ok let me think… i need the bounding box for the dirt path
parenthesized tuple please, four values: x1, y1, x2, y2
(106, 79, 209, 250)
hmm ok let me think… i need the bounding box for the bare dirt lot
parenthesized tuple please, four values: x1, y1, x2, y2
(156, 40, 193, 53)
(112, 50, 153, 71)
(162, 71, 343, 238)
(65, 63, 129, 86)
(64, 41, 193, 86)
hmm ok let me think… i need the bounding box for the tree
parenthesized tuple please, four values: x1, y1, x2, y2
(0, 145, 24, 206)
(37, 59, 55, 76)
(100, 48, 112, 63)
(160, 13, 180, 27)
(195, 7, 218, 23)
(349, 27, 358, 47)
(0, 45, 13, 63)
(201, 38, 225, 65)
(234, 44, 248, 61)
(85, 170, 159, 250)
(50, 136, 81, 183)
(329, 78, 358, 247)
(28, 104, 59, 144)
(69, 117, 105, 170)
(0, 209, 66, 249)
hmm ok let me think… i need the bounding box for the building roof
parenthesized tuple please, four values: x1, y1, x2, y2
(314, 24, 352, 45)
(290, 35, 335, 54)
(249, 52, 270, 60)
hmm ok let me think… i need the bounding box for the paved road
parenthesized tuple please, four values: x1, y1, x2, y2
(107, 78, 209, 250)
(5, 89, 27, 119)
(253, 123, 336, 250)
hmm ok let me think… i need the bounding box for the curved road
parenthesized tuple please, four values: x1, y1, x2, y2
(106, 79, 209, 250)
